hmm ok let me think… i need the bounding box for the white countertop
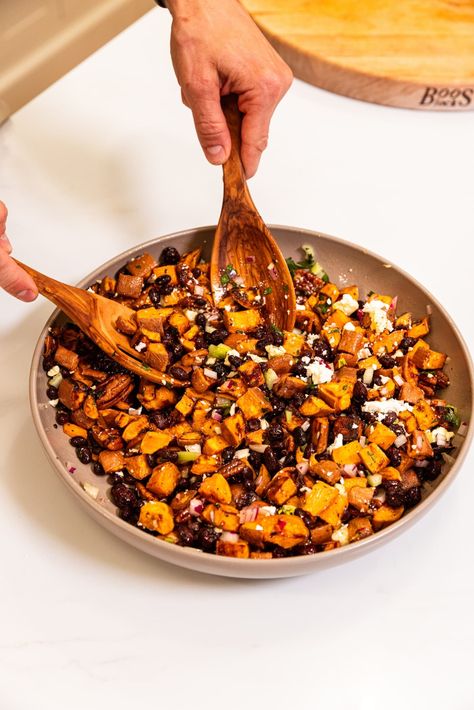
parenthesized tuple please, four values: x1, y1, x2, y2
(1, 10, 474, 710)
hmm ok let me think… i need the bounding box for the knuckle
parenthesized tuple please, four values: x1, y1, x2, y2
(0, 200, 7, 225)
(195, 117, 226, 142)
(183, 76, 216, 100)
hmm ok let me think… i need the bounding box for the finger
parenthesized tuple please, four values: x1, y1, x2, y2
(0, 249, 38, 301)
(239, 102, 273, 179)
(0, 200, 11, 253)
(184, 79, 231, 165)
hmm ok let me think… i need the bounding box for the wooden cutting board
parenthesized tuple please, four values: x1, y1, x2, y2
(242, 0, 474, 110)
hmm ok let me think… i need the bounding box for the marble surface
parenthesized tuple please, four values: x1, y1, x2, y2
(1, 9, 473, 710)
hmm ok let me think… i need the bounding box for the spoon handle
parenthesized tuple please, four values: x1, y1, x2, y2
(221, 94, 248, 198)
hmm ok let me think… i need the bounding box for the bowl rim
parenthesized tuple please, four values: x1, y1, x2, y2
(29, 224, 474, 573)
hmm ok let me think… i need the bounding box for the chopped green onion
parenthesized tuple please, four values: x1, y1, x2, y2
(177, 451, 200, 463)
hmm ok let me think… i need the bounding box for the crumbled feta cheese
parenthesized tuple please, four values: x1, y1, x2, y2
(379, 375, 390, 384)
(327, 433, 344, 453)
(357, 347, 372, 360)
(206, 357, 217, 365)
(47, 365, 60, 377)
(306, 357, 334, 385)
(301, 356, 311, 364)
(295, 304, 306, 311)
(185, 309, 197, 321)
(427, 427, 455, 446)
(343, 322, 356, 331)
(362, 399, 413, 420)
(265, 344, 287, 358)
(292, 328, 302, 335)
(260, 418, 270, 430)
(335, 483, 347, 497)
(134, 341, 146, 353)
(48, 399, 59, 407)
(306, 333, 319, 346)
(129, 406, 143, 416)
(259, 505, 277, 516)
(224, 305, 232, 311)
(333, 293, 359, 316)
(362, 299, 393, 335)
(248, 353, 267, 363)
(229, 403, 236, 416)
(331, 524, 349, 545)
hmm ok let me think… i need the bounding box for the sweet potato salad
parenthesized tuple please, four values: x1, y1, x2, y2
(42, 243, 460, 559)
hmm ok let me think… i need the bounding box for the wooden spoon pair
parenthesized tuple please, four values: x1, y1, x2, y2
(18, 95, 296, 384)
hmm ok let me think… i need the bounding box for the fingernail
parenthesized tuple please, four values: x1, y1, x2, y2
(16, 289, 37, 302)
(0, 232, 11, 252)
(206, 145, 224, 157)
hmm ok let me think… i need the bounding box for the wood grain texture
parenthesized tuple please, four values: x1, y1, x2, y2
(15, 260, 184, 387)
(211, 95, 296, 330)
(242, 0, 474, 110)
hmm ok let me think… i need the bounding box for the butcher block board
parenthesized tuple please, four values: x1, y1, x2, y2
(242, 0, 474, 110)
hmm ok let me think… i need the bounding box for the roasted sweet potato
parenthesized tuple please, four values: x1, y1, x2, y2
(147, 462, 180, 497)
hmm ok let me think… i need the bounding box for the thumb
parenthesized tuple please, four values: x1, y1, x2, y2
(0, 248, 38, 301)
(185, 81, 231, 165)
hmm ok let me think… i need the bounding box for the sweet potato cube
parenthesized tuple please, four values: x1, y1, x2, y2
(176, 394, 195, 417)
(412, 399, 437, 431)
(236, 387, 272, 419)
(142, 387, 178, 411)
(98, 450, 125, 473)
(309, 457, 341, 485)
(63, 422, 88, 439)
(318, 493, 347, 525)
(282, 332, 306, 356)
(267, 353, 294, 375)
(126, 252, 157, 278)
(54, 344, 79, 372)
(144, 343, 169, 372)
(255, 464, 271, 496)
(366, 422, 397, 450)
(408, 430, 433, 459)
(83, 394, 99, 420)
(147, 462, 180, 497)
(116, 273, 144, 298)
(199, 473, 232, 504)
(299, 396, 334, 417)
(139, 501, 174, 534)
(380, 466, 402, 481)
(332, 441, 362, 465)
(168, 311, 189, 335)
(122, 415, 149, 442)
(347, 485, 374, 512)
(348, 517, 373, 542)
(311, 417, 330, 454)
(239, 521, 265, 546)
(359, 443, 390, 473)
(372, 329, 405, 356)
(302, 481, 338, 517)
(261, 514, 309, 549)
(191, 368, 215, 393)
(140, 430, 173, 454)
(372, 504, 404, 531)
(191, 455, 221, 475)
(203, 435, 230, 456)
(216, 540, 250, 558)
(266, 469, 298, 505)
(217, 377, 248, 400)
(310, 523, 334, 545)
(125, 454, 152, 480)
(250, 551, 273, 559)
(238, 359, 264, 387)
(221, 412, 246, 447)
(318, 381, 353, 411)
(136, 307, 173, 333)
(202, 503, 240, 531)
(408, 317, 430, 339)
(223, 309, 262, 333)
(399, 382, 424, 404)
(338, 329, 364, 355)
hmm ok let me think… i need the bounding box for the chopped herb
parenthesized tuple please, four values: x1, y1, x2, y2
(321, 273, 330, 283)
(271, 324, 284, 337)
(285, 249, 316, 277)
(220, 273, 230, 285)
(141, 363, 151, 371)
(318, 303, 330, 315)
(263, 287, 273, 295)
(445, 405, 461, 430)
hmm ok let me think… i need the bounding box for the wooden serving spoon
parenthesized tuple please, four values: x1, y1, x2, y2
(15, 259, 186, 387)
(210, 94, 296, 331)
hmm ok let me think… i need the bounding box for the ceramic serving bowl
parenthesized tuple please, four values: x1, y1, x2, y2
(29, 226, 474, 578)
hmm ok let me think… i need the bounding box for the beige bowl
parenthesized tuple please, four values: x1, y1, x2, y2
(30, 226, 474, 578)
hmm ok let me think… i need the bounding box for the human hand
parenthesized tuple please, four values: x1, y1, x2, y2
(167, 0, 293, 178)
(0, 201, 38, 301)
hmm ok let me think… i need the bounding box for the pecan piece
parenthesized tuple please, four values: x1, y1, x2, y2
(91, 425, 124, 451)
(58, 379, 86, 411)
(96, 374, 133, 409)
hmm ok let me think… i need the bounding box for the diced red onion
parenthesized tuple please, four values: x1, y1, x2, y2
(194, 285, 204, 296)
(239, 505, 259, 524)
(389, 296, 398, 313)
(66, 462, 76, 474)
(246, 255, 256, 263)
(342, 464, 358, 477)
(301, 420, 310, 432)
(249, 444, 268, 453)
(189, 498, 204, 516)
(267, 262, 278, 280)
(394, 434, 407, 448)
(211, 409, 223, 422)
(220, 531, 239, 543)
(296, 461, 309, 475)
(357, 309, 364, 322)
(203, 368, 218, 380)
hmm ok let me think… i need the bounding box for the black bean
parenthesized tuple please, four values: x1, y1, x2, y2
(195, 313, 207, 328)
(42, 356, 55, 372)
(384, 480, 405, 508)
(120, 506, 140, 525)
(379, 354, 396, 369)
(268, 422, 284, 442)
(420, 458, 442, 482)
(198, 526, 219, 552)
(192, 267, 201, 278)
(387, 446, 402, 467)
(159, 246, 180, 265)
(206, 328, 229, 345)
(269, 395, 285, 415)
(157, 450, 179, 464)
(228, 355, 242, 368)
(404, 486, 422, 509)
(168, 365, 188, 381)
(246, 418, 261, 432)
(293, 427, 307, 448)
(283, 453, 296, 467)
(55, 410, 70, 425)
(241, 467, 255, 489)
(253, 325, 269, 339)
(399, 336, 416, 353)
(70, 436, 88, 448)
(156, 274, 172, 288)
(177, 525, 197, 546)
(272, 330, 284, 346)
(383, 412, 397, 426)
(312, 339, 333, 362)
(295, 542, 318, 556)
(263, 447, 279, 474)
(193, 297, 207, 308)
(76, 447, 92, 464)
(235, 490, 257, 509)
(248, 451, 262, 470)
(46, 386, 58, 400)
(92, 462, 106, 476)
(293, 392, 306, 408)
(292, 361, 307, 377)
(149, 286, 161, 306)
(222, 447, 235, 464)
(111, 483, 138, 509)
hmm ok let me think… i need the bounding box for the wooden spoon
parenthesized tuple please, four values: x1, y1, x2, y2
(210, 95, 296, 331)
(15, 259, 186, 387)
